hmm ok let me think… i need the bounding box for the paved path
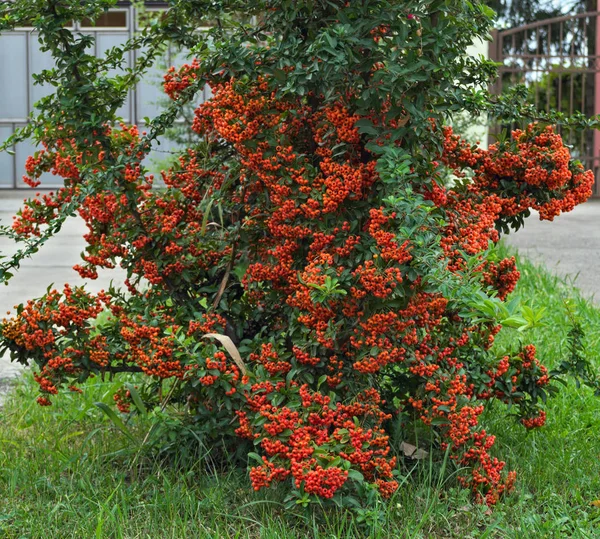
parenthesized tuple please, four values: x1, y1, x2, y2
(1, 192, 599, 383)
(503, 200, 600, 304)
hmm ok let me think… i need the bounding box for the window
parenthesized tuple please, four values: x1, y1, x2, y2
(80, 10, 128, 29)
(135, 8, 216, 31)
(15, 18, 73, 30)
(136, 8, 168, 30)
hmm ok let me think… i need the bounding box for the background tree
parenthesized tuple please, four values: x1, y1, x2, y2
(488, 0, 593, 27)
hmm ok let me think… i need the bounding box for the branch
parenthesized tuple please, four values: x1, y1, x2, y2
(105, 365, 144, 374)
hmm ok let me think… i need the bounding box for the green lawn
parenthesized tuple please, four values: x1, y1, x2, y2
(1, 249, 600, 538)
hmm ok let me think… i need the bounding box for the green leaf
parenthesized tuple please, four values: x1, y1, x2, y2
(124, 383, 147, 418)
(247, 452, 264, 465)
(347, 469, 364, 482)
(94, 402, 135, 442)
(354, 119, 379, 136)
(501, 316, 529, 329)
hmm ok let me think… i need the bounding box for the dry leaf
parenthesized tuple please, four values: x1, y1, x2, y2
(202, 333, 247, 375)
(400, 441, 428, 459)
(590, 500, 600, 508)
(400, 441, 417, 457)
(397, 114, 410, 127)
(413, 448, 429, 459)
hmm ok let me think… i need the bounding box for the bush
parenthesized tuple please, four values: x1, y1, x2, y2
(0, 0, 596, 509)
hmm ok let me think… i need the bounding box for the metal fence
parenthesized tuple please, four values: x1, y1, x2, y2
(0, 2, 210, 189)
(489, 11, 600, 196)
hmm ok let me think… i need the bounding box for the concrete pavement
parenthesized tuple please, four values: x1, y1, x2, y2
(503, 200, 600, 303)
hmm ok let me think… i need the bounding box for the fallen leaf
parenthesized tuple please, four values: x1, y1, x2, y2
(400, 441, 428, 459)
(400, 441, 416, 457)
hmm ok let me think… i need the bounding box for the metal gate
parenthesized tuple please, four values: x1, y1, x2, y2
(0, 2, 209, 189)
(489, 10, 600, 196)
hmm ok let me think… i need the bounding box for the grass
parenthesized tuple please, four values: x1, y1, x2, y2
(1, 248, 600, 538)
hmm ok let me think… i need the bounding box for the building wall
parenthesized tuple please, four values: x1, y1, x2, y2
(0, 4, 206, 188)
(462, 38, 490, 150)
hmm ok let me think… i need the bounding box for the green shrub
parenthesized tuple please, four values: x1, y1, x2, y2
(0, 0, 597, 510)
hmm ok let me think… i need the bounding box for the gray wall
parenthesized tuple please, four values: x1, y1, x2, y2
(0, 5, 209, 188)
